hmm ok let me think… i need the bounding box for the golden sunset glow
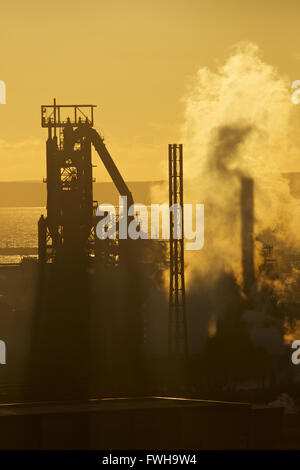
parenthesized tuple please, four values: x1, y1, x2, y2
(1, 0, 300, 183)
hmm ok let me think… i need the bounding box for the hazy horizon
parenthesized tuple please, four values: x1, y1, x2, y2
(2, 0, 300, 185)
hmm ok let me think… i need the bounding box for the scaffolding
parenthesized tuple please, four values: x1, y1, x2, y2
(168, 144, 188, 356)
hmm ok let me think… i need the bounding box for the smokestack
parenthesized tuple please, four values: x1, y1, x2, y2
(241, 176, 255, 297)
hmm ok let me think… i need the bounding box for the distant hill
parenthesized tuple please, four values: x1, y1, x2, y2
(1, 173, 298, 207)
(0, 181, 166, 207)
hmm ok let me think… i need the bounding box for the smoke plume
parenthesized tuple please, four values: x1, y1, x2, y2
(181, 42, 300, 285)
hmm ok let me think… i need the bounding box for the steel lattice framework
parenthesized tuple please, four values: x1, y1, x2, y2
(168, 144, 188, 356)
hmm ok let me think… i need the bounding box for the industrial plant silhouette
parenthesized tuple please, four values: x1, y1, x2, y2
(0, 99, 298, 449)
(28, 100, 160, 400)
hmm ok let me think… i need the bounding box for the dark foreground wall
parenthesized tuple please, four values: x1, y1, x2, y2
(0, 397, 283, 450)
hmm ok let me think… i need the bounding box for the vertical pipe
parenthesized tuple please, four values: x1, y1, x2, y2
(53, 98, 57, 138)
(173, 145, 179, 354)
(241, 176, 255, 298)
(179, 144, 188, 355)
(168, 144, 174, 354)
(38, 215, 47, 263)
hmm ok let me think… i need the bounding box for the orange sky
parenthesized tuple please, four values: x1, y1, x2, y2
(0, 0, 300, 182)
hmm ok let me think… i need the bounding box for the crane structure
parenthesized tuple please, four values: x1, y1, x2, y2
(38, 99, 133, 264)
(168, 144, 188, 356)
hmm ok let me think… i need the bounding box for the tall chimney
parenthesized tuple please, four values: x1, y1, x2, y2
(241, 176, 255, 297)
